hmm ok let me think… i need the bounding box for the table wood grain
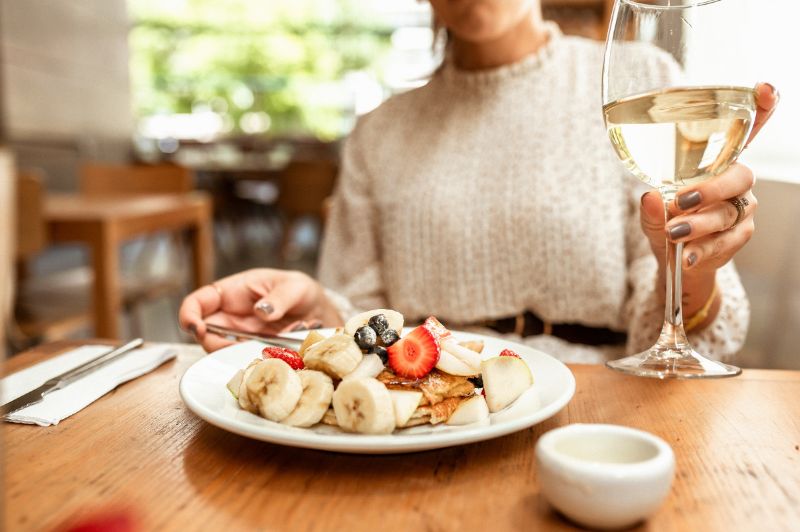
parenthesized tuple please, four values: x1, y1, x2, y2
(44, 193, 213, 338)
(4, 341, 799, 531)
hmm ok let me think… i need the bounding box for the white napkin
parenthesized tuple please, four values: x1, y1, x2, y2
(1, 344, 176, 426)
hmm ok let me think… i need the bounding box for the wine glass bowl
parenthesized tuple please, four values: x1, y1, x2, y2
(601, 0, 755, 378)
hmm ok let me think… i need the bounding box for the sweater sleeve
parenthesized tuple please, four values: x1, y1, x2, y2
(623, 185, 750, 360)
(317, 119, 387, 321)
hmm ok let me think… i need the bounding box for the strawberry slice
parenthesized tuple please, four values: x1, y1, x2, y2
(262, 346, 304, 370)
(499, 348, 521, 359)
(387, 325, 440, 379)
(422, 316, 451, 344)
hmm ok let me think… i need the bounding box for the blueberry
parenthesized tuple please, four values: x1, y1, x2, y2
(380, 329, 400, 347)
(371, 346, 389, 364)
(354, 325, 377, 350)
(468, 375, 484, 389)
(368, 314, 390, 335)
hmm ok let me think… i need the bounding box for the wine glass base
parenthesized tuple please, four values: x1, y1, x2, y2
(606, 347, 741, 379)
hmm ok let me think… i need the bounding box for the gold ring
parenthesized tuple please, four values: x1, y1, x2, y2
(727, 197, 749, 228)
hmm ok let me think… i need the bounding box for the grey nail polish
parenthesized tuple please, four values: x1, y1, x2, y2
(188, 324, 197, 335)
(290, 323, 307, 332)
(256, 302, 274, 315)
(669, 223, 692, 240)
(309, 320, 323, 329)
(677, 191, 702, 210)
(687, 253, 698, 267)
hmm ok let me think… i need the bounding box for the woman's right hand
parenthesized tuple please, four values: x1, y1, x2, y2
(178, 268, 343, 352)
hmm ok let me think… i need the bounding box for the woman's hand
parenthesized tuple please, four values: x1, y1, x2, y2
(178, 269, 343, 352)
(639, 82, 779, 320)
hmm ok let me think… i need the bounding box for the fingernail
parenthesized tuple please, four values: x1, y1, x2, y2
(763, 82, 778, 97)
(641, 192, 648, 206)
(255, 302, 274, 316)
(668, 222, 692, 240)
(308, 320, 323, 329)
(677, 191, 702, 211)
(188, 324, 197, 336)
(290, 323, 307, 332)
(687, 253, 698, 267)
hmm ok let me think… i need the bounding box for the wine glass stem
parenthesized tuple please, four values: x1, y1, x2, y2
(659, 196, 691, 351)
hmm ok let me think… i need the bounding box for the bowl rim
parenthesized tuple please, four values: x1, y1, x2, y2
(535, 423, 675, 479)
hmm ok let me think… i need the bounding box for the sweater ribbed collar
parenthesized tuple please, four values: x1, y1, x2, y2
(441, 22, 563, 86)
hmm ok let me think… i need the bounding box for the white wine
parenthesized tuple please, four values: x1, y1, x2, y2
(603, 86, 756, 191)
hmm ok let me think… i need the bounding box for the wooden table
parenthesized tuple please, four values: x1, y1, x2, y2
(4, 341, 800, 531)
(44, 193, 214, 338)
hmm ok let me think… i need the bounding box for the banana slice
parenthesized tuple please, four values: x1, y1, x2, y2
(245, 359, 303, 422)
(237, 359, 263, 414)
(344, 309, 404, 336)
(342, 354, 385, 381)
(282, 370, 334, 427)
(332, 378, 395, 434)
(302, 334, 362, 378)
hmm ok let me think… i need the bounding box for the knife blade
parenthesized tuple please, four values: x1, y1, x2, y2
(1, 338, 144, 419)
(204, 323, 303, 350)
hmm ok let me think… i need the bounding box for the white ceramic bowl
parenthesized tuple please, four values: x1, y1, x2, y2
(535, 424, 675, 530)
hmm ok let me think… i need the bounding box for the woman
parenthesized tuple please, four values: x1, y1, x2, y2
(179, 0, 778, 362)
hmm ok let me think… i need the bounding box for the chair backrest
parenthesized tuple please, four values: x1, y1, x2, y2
(276, 160, 338, 219)
(80, 163, 194, 196)
(15, 170, 48, 260)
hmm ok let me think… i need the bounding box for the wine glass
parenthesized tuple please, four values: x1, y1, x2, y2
(602, 0, 756, 378)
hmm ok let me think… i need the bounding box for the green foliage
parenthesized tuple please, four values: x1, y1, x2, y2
(128, 0, 393, 139)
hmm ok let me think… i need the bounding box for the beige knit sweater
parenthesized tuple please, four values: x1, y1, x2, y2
(318, 24, 749, 364)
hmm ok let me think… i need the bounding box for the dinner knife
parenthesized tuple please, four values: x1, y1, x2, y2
(1, 338, 145, 418)
(204, 323, 303, 350)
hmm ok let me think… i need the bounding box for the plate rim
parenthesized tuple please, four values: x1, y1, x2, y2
(179, 330, 575, 454)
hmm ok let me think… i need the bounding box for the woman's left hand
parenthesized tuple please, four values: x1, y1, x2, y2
(640, 82, 779, 275)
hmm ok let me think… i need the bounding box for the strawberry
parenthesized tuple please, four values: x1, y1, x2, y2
(387, 325, 440, 379)
(422, 316, 451, 343)
(499, 349, 521, 359)
(262, 346, 304, 370)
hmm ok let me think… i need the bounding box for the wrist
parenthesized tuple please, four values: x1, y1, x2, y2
(684, 282, 720, 332)
(682, 270, 717, 317)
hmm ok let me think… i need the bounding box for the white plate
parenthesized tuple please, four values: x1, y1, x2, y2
(179, 329, 575, 454)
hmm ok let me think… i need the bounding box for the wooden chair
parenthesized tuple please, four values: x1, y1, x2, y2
(0, 148, 15, 358)
(276, 160, 338, 262)
(79, 162, 198, 333)
(12, 163, 198, 345)
(80, 162, 193, 196)
(12, 171, 92, 347)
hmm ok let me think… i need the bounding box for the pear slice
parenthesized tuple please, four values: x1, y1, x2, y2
(441, 339, 483, 372)
(342, 354, 385, 381)
(226, 369, 244, 399)
(446, 395, 490, 426)
(481, 356, 533, 412)
(389, 390, 424, 427)
(459, 340, 484, 354)
(298, 330, 326, 356)
(435, 349, 480, 377)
